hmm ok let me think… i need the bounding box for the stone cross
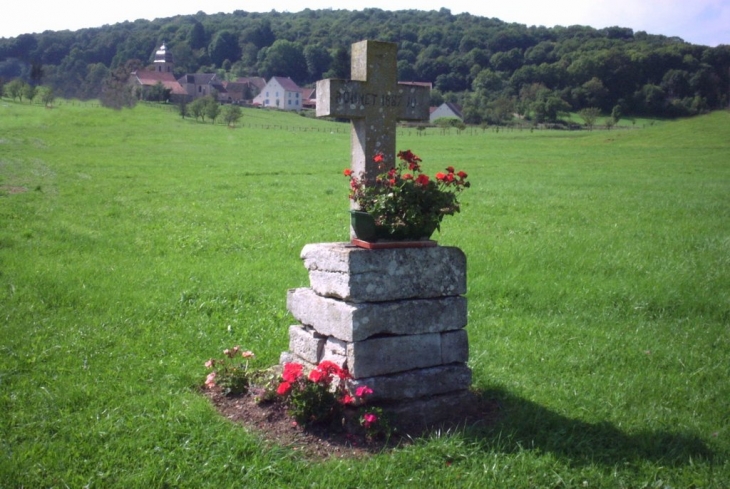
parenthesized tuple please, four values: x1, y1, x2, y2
(316, 40, 430, 182)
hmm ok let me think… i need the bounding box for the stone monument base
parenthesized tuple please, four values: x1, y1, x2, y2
(283, 242, 472, 430)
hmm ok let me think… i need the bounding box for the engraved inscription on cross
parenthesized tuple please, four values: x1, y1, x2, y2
(316, 40, 430, 182)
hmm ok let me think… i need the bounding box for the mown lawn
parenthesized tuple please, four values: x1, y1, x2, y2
(1, 100, 729, 487)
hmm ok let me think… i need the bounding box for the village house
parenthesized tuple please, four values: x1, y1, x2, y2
(223, 77, 266, 104)
(430, 101, 464, 122)
(301, 87, 316, 109)
(252, 76, 303, 111)
(177, 73, 219, 100)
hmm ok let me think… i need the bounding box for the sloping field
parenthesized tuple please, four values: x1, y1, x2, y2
(1, 101, 729, 487)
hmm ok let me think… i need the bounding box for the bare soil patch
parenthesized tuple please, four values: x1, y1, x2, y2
(203, 387, 500, 460)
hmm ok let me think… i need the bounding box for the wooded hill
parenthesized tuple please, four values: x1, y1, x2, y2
(1, 8, 729, 123)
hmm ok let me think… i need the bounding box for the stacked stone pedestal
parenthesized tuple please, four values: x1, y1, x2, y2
(282, 242, 471, 430)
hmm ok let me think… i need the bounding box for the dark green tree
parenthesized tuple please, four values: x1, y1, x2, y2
(304, 44, 332, 82)
(188, 20, 207, 50)
(30, 63, 44, 85)
(147, 82, 171, 102)
(259, 40, 307, 82)
(208, 30, 240, 67)
(325, 46, 349, 79)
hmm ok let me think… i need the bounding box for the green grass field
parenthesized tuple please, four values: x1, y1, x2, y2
(1, 100, 729, 488)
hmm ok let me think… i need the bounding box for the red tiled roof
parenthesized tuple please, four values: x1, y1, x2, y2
(236, 77, 266, 91)
(272, 76, 302, 92)
(133, 70, 187, 95)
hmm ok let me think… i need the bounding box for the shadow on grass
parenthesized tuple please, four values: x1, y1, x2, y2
(463, 387, 713, 466)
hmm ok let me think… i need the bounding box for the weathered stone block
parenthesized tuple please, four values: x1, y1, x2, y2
(287, 287, 467, 342)
(279, 351, 316, 370)
(320, 337, 348, 368)
(346, 333, 442, 378)
(379, 389, 476, 433)
(301, 243, 466, 302)
(441, 329, 469, 365)
(288, 325, 324, 365)
(350, 364, 472, 401)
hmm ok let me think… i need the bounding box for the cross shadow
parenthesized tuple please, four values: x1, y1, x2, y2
(453, 387, 714, 466)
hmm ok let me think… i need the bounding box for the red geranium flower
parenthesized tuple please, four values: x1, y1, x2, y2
(436, 172, 446, 181)
(457, 170, 467, 179)
(282, 362, 303, 383)
(343, 168, 353, 176)
(446, 166, 455, 173)
(416, 174, 429, 185)
(277, 381, 292, 396)
(317, 360, 350, 380)
(373, 153, 384, 163)
(308, 368, 327, 384)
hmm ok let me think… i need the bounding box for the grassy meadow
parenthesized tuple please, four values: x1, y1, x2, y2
(1, 100, 729, 488)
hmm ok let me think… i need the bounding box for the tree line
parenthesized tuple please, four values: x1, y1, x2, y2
(1, 8, 729, 123)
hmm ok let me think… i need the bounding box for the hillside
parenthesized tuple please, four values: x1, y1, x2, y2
(1, 8, 729, 121)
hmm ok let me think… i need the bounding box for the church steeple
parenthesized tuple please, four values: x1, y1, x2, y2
(153, 42, 174, 73)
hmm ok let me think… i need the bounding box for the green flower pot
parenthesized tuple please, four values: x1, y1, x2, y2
(350, 211, 437, 242)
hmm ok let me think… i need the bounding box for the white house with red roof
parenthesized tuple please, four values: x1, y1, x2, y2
(252, 76, 303, 111)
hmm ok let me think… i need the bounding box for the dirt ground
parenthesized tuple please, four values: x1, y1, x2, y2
(204, 387, 500, 460)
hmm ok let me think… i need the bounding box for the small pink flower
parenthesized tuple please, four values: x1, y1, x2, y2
(355, 386, 373, 398)
(204, 359, 215, 369)
(241, 351, 255, 358)
(362, 413, 378, 428)
(340, 394, 355, 405)
(205, 372, 217, 388)
(223, 349, 231, 357)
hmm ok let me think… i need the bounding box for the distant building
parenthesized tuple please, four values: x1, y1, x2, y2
(130, 43, 187, 102)
(152, 42, 174, 74)
(301, 87, 316, 109)
(430, 102, 463, 122)
(252, 77, 303, 111)
(226, 77, 266, 104)
(177, 73, 219, 100)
